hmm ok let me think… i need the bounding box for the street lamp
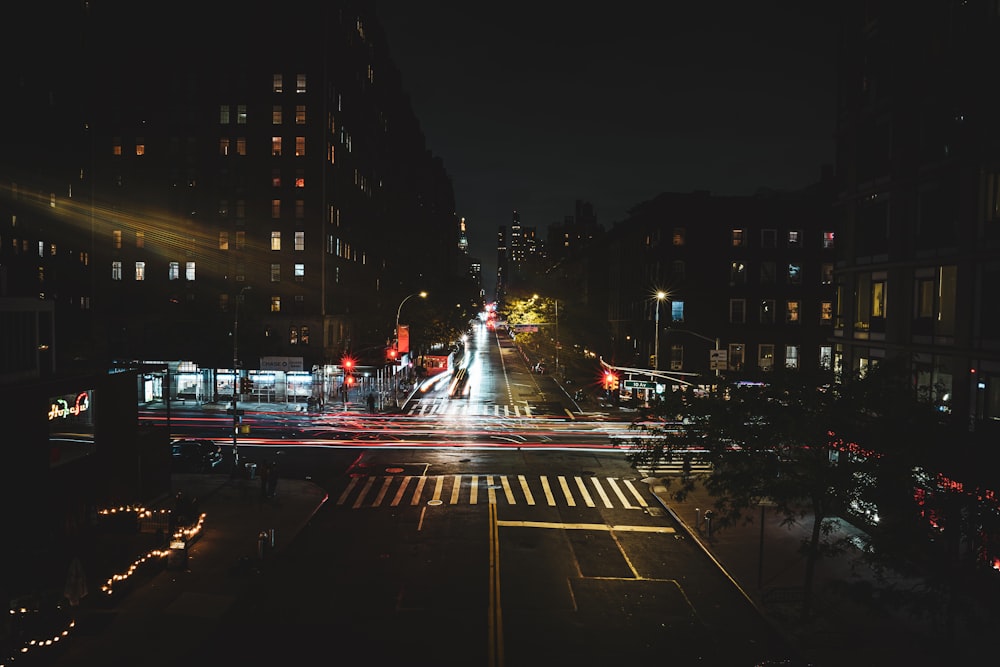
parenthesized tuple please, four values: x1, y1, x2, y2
(653, 291, 667, 371)
(394, 291, 427, 406)
(231, 285, 251, 471)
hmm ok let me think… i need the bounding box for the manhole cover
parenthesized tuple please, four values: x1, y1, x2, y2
(427, 499, 443, 506)
(385, 467, 405, 474)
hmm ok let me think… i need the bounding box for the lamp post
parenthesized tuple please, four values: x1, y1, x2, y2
(653, 291, 667, 371)
(231, 285, 251, 471)
(394, 291, 427, 407)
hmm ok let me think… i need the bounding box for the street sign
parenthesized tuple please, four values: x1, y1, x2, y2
(710, 349, 728, 370)
(623, 380, 656, 390)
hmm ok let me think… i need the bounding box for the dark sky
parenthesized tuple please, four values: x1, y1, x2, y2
(375, 1, 839, 285)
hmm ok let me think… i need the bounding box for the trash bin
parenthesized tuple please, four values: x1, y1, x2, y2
(245, 462, 257, 480)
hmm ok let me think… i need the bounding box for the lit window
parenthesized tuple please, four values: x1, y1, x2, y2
(272, 106, 282, 124)
(219, 232, 229, 250)
(270, 263, 280, 282)
(112, 261, 122, 280)
(272, 170, 281, 187)
(272, 137, 282, 156)
(290, 327, 299, 345)
(670, 300, 684, 322)
(295, 136, 305, 157)
(786, 300, 800, 322)
(760, 299, 775, 324)
(788, 263, 802, 284)
(731, 229, 744, 247)
(271, 232, 281, 250)
(788, 230, 801, 247)
(758, 344, 774, 370)
(185, 262, 196, 281)
(220, 105, 230, 124)
(220, 138, 230, 156)
(272, 200, 281, 218)
(730, 261, 747, 284)
(136, 231, 144, 248)
(819, 346, 833, 370)
(872, 280, 886, 317)
(135, 139, 145, 156)
(135, 261, 145, 281)
(113, 230, 122, 249)
(169, 262, 180, 280)
(301, 326, 310, 345)
(296, 74, 306, 93)
(821, 301, 833, 322)
(728, 343, 745, 371)
(236, 138, 246, 156)
(273, 74, 283, 93)
(729, 299, 746, 323)
(294, 231, 305, 251)
(294, 263, 305, 280)
(822, 231, 835, 249)
(821, 263, 834, 285)
(296, 105, 306, 124)
(785, 345, 799, 369)
(295, 169, 305, 188)
(112, 138, 122, 156)
(271, 296, 281, 312)
(237, 104, 247, 124)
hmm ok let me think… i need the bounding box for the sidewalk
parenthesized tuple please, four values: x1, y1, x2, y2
(30, 474, 328, 667)
(650, 477, 990, 666)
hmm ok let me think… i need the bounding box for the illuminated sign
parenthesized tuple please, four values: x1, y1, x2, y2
(48, 392, 91, 421)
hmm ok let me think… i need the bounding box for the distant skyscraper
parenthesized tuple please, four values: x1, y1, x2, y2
(458, 217, 469, 254)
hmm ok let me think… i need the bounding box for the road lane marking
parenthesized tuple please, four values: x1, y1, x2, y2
(590, 477, 613, 508)
(450, 474, 462, 504)
(432, 475, 445, 503)
(623, 478, 649, 507)
(470, 475, 479, 505)
(574, 476, 595, 507)
(540, 476, 556, 506)
(391, 476, 411, 506)
(488, 503, 504, 667)
(411, 476, 427, 505)
(500, 476, 515, 504)
(373, 476, 393, 506)
(487, 475, 497, 505)
(336, 476, 360, 505)
(606, 478, 634, 509)
(496, 520, 675, 533)
(518, 475, 535, 505)
(354, 476, 376, 509)
(557, 476, 576, 506)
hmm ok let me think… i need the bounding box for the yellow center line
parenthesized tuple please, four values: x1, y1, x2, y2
(487, 475, 497, 505)
(496, 520, 675, 533)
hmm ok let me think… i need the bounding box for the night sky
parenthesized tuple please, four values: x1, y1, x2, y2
(375, 1, 839, 284)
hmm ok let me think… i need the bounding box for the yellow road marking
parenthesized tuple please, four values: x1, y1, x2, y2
(540, 476, 556, 506)
(557, 476, 576, 506)
(354, 476, 376, 509)
(450, 474, 462, 504)
(518, 475, 535, 505)
(391, 475, 411, 506)
(411, 476, 427, 506)
(590, 477, 613, 508)
(574, 476, 595, 507)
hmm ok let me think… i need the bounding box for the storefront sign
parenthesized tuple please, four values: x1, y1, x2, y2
(48, 391, 91, 421)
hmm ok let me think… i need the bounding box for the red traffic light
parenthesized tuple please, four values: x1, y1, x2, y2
(387, 346, 397, 360)
(345, 374, 356, 386)
(341, 355, 355, 370)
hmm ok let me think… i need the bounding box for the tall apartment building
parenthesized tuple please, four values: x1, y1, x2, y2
(606, 186, 836, 378)
(1, 0, 459, 380)
(833, 1, 1000, 454)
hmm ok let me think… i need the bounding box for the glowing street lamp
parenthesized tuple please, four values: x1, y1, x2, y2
(653, 291, 667, 371)
(394, 291, 427, 406)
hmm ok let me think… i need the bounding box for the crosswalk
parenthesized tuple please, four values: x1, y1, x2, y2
(405, 401, 566, 418)
(335, 474, 651, 510)
(633, 458, 714, 479)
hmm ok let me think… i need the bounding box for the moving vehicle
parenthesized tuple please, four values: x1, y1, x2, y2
(171, 439, 223, 473)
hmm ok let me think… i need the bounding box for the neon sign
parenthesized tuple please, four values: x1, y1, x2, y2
(48, 392, 91, 421)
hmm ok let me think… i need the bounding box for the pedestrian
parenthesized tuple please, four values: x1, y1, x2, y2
(367, 392, 376, 413)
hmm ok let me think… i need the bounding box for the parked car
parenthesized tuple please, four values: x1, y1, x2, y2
(171, 439, 223, 473)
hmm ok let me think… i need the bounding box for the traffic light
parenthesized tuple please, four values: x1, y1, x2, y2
(603, 371, 619, 392)
(341, 355, 355, 371)
(386, 346, 398, 362)
(345, 374, 356, 387)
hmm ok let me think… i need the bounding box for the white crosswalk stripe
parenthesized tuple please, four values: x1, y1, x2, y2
(634, 459, 714, 479)
(407, 402, 538, 418)
(335, 474, 650, 510)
